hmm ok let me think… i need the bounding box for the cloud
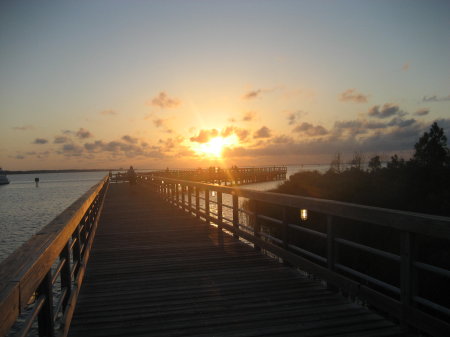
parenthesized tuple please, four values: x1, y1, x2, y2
(149, 92, 180, 109)
(100, 109, 117, 116)
(254, 126, 271, 139)
(414, 108, 430, 116)
(243, 89, 262, 100)
(15, 155, 25, 159)
(402, 62, 410, 71)
(423, 95, 450, 102)
(293, 122, 328, 136)
(122, 135, 138, 144)
(242, 111, 256, 121)
(83, 139, 164, 159)
(190, 129, 219, 143)
(221, 126, 250, 142)
(13, 125, 34, 131)
(339, 89, 368, 103)
(287, 111, 306, 125)
(54, 136, 70, 144)
(33, 138, 48, 144)
(368, 104, 405, 119)
(61, 144, 84, 156)
(76, 128, 93, 139)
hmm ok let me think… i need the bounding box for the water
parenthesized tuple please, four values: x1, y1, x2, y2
(0, 165, 330, 263)
(0, 172, 107, 262)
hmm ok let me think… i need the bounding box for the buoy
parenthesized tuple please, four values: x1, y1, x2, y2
(35, 177, 39, 187)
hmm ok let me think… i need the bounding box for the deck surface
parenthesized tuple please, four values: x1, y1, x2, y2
(68, 183, 407, 337)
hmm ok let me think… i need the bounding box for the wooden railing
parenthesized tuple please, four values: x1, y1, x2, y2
(141, 175, 450, 337)
(0, 176, 109, 337)
(117, 166, 288, 185)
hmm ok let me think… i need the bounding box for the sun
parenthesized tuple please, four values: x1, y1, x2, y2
(193, 135, 238, 158)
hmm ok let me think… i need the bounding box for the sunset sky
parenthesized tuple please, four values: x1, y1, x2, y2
(1, 0, 449, 170)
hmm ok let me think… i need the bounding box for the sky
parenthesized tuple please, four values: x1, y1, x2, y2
(1, 0, 449, 170)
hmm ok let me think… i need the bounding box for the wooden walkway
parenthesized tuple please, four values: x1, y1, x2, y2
(68, 184, 407, 337)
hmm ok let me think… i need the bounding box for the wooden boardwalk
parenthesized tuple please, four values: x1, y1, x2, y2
(68, 184, 407, 337)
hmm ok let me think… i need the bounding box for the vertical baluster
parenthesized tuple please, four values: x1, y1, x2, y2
(217, 191, 223, 233)
(171, 184, 175, 205)
(327, 215, 337, 291)
(72, 225, 82, 277)
(250, 200, 261, 251)
(37, 271, 55, 337)
(175, 184, 180, 208)
(60, 243, 72, 311)
(188, 186, 192, 215)
(196, 187, 200, 219)
(205, 188, 210, 225)
(181, 185, 186, 211)
(401, 231, 415, 326)
(281, 206, 289, 250)
(232, 193, 239, 239)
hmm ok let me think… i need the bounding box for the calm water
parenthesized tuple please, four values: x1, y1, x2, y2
(0, 172, 107, 262)
(0, 165, 329, 263)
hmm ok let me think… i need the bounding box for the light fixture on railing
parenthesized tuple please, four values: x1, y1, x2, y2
(300, 209, 308, 221)
(161, 180, 164, 184)
(211, 191, 216, 197)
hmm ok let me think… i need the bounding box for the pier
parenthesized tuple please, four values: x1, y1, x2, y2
(1, 174, 449, 337)
(113, 166, 287, 185)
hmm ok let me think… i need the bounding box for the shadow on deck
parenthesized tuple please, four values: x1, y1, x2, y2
(68, 184, 406, 337)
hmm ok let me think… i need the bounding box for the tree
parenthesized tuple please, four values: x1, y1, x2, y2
(329, 152, 343, 173)
(368, 155, 382, 172)
(413, 122, 449, 168)
(349, 151, 364, 170)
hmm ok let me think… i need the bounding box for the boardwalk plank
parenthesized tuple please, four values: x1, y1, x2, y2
(68, 184, 406, 337)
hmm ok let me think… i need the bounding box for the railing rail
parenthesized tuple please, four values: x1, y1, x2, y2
(115, 166, 287, 185)
(140, 175, 450, 337)
(0, 176, 109, 337)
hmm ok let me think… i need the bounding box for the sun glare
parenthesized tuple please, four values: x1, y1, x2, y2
(193, 135, 238, 158)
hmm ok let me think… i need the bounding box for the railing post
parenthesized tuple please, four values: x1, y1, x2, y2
(232, 193, 239, 239)
(205, 188, 210, 225)
(171, 183, 175, 205)
(327, 215, 337, 291)
(195, 187, 200, 219)
(60, 242, 72, 310)
(250, 200, 261, 251)
(181, 184, 186, 211)
(401, 231, 415, 327)
(281, 206, 289, 250)
(37, 271, 55, 337)
(217, 191, 223, 233)
(188, 186, 192, 215)
(175, 184, 180, 208)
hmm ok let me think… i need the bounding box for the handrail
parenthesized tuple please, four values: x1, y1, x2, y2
(141, 175, 450, 337)
(0, 176, 109, 337)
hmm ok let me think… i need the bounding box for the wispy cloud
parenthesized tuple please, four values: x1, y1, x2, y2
(253, 126, 271, 139)
(368, 104, 405, 119)
(293, 122, 328, 136)
(122, 135, 138, 144)
(339, 89, 368, 103)
(243, 89, 262, 100)
(414, 108, 429, 116)
(149, 92, 181, 109)
(54, 135, 70, 144)
(423, 94, 450, 102)
(100, 109, 117, 116)
(190, 129, 219, 143)
(76, 128, 93, 139)
(242, 111, 256, 121)
(33, 138, 48, 144)
(13, 125, 34, 131)
(287, 111, 307, 125)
